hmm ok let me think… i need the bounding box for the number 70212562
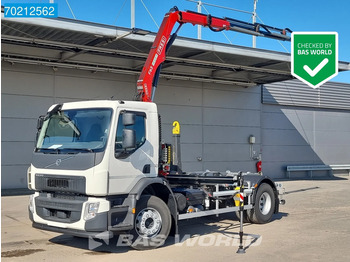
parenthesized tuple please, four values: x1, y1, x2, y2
(4, 3, 58, 18)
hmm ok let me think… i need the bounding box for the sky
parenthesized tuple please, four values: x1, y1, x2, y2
(2, 0, 350, 83)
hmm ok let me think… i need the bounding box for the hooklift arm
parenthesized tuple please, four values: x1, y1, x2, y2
(136, 6, 291, 102)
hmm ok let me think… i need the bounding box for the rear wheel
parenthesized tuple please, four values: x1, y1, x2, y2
(128, 195, 171, 250)
(248, 183, 275, 224)
(235, 210, 250, 223)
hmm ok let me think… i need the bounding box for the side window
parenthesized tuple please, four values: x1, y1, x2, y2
(115, 111, 146, 158)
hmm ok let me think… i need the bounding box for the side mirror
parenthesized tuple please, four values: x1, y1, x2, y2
(37, 115, 45, 130)
(123, 112, 135, 126)
(122, 129, 136, 149)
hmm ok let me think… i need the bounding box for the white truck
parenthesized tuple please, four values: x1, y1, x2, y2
(28, 7, 290, 250)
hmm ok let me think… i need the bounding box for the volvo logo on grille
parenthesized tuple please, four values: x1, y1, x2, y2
(55, 159, 62, 166)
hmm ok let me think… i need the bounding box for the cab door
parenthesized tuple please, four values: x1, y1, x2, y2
(108, 109, 158, 194)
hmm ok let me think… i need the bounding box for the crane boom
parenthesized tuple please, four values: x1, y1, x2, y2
(136, 7, 291, 102)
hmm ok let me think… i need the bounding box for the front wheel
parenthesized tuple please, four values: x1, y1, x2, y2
(128, 195, 171, 250)
(248, 183, 276, 224)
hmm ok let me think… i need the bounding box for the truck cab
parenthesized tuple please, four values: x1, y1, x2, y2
(28, 100, 170, 241)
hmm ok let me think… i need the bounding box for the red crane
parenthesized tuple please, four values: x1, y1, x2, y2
(136, 6, 291, 102)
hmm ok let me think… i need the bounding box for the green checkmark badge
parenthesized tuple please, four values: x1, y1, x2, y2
(291, 32, 338, 89)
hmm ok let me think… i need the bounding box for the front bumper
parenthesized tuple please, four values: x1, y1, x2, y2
(32, 222, 113, 239)
(29, 192, 136, 237)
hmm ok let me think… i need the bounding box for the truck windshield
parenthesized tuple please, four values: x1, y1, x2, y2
(36, 108, 113, 153)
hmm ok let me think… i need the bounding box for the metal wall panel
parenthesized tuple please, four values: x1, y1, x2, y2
(3, 61, 349, 187)
(262, 80, 350, 178)
(262, 105, 350, 178)
(263, 80, 350, 110)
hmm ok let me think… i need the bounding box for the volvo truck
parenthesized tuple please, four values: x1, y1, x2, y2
(28, 7, 290, 250)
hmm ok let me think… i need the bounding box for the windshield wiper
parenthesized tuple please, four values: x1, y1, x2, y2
(36, 148, 93, 154)
(36, 148, 61, 154)
(61, 148, 94, 153)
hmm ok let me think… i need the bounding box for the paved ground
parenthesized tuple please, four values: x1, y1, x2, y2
(2, 177, 350, 262)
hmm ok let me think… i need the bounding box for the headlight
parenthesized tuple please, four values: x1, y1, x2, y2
(29, 194, 35, 213)
(84, 202, 100, 221)
(27, 166, 32, 190)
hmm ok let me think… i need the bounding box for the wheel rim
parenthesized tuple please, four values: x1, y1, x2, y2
(135, 207, 162, 238)
(259, 192, 272, 215)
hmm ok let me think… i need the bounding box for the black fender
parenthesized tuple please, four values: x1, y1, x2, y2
(129, 177, 178, 236)
(243, 173, 280, 214)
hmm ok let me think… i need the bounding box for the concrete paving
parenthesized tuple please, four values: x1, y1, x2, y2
(2, 177, 350, 262)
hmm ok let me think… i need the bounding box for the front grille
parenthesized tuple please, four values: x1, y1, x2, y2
(35, 174, 86, 194)
(47, 178, 69, 188)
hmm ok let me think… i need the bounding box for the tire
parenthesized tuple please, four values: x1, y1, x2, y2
(248, 183, 275, 224)
(235, 210, 250, 223)
(128, 195, 171, 250)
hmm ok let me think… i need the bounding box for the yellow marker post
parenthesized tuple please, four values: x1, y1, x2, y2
(172, 121, 182, 172)
(172, 121, 180, 135)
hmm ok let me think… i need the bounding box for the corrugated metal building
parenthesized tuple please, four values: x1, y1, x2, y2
(1, 14, 350, 189)
(262, 81, 350, 177)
